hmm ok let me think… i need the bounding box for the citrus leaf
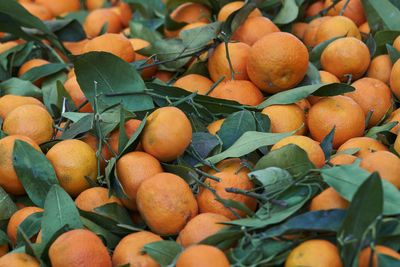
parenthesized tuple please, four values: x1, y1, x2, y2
(181, 22, 222, 50)
(144, 240, 183, 267)
(94, 203, 134, 226)
(365, 121, 397, 138)
(0, 187, 18, 220)
(200, 228, 243, 250)
(216, 199, 255, 216)
(361, 0, 400, 32)
(386, 44, 400, 65)
(80, 217, 121, 249)
(374, 30, 400, 55)
(0, 78, 42, 98)
(273, 0, 298, 25)
(249, 167, 294, 193)
(309, 36, 343, 68)
(17, 212, 43, 247)
(20, 63, 68, 83)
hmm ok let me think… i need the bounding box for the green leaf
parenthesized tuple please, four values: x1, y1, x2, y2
(365, 121, 397, 139)
(94, 203, 134, 226)
(377, 253, 400, 266)
(181, 22, 222, 50)
(129, 21, 162, 43)
(59, 114, 94, 140)
(42, 76, 74, 118)
(366, 34, 377, 57)
(0, 187, 18, 220)
(119, 115, 147, 157)
(41, 185, 83, 244)
(43, 19, 86, 42)
(304, 62, 321, 84)
(80, 217, 121, 249)
(249, 167, 294, 193)
(309, 36, 343, 68)
(17, 226, 44, 265)
(17, 212, 43, 247)
(374, 30, 400, 55)
(20, 63, 68, 83)
(162, 163, 197, 185)
(320, 126, 335, 162)
(200, 228, 243, 250)
(144, 240, 183, 267)
(338, 172, 383, 266)
(386, 44, 400, 65)
(273, 0, 298, 25)
(73, 52, 154, 113)
(13, 140, 59, 208)
(0, 78, 42, 98)
(361, 0, 400, 32)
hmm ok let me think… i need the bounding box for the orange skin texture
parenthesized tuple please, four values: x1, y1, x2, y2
(208, 42, 250, 82)
(0, 95, 45, 120)
(310, 187, 349, 211)
(7, 206, 43, 245)
(307, 95, 365, 148)
(330, 154, 357, 165)
(336, 137, 388, 159)
(196, 171, 257, 220)
(206, 118, 226, 135)
(0, 253, 39, 267)
(175, 245, 230, 267)
(285, 239, 343, 267)
(116, 151, 163, 211)
(360, 151, 400, 189)
(177, 213, 230, 247)
(367, 55, 392, 84)
(359, 245, 400, 267)
(64, 76, 93, 113)
(0, 244, 8, 257)
(262, 104, 307, 135)
(390, 58, 400, 99)
(136, 172, 198, 235)
(0, 135, 41, 195)
(271, 135, 326, 168)
(231, 16, 280, 46)
(110, 2, 132, 27)
(112, 231, 162, 267)
(173, 74, 213, 95)
(155, 70, 174, 82)
(140, 106, 192, 162)
(247, 32, 309, 93)
(2, 104, 54, 145)
(83, 8, 123, 38)
(394, 35, 400, 52)
(303, 16, 331, 49)
(85, 0, 117, 11)
(18, 58, 50, 86)
(217, 1, 262, 21)
(74, 187, 122, 213)
(46, 139, 98, 197)
(36, 0, 80, 16)
(321, 37, 370, 82)
(0, 41, 19, 54)
(82, 33, 135, 62)
(305, 1, 324, 17)
(291, 22, 308, 40)
(63, 39, 89, 55)
(49, 229, 112, 267)
(20, 2, 53, 20)
(324, 0, 366, 26)
(209, 80, 264, 106)
(315, 16, 361, 45)
(345, 77, 392, 127)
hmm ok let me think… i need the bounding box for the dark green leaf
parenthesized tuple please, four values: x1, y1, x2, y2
(80, 217, 121, 249)
(17, 212, 43, 247)
(249, 167, 294, 194)
(374, 30, 400, 55)
(365, 121, 397, 139)
(200, 228, 243, 250)
(60, 114, 93, 140)
(94, 203, 134, 226)
(0, 78, 42, 97)
(144, 240, 183, 267)
(378, 253, 400, 266)
(361, 0, 400, 32)
(366, 34, 377, 57)
(273, 0, 298, 25)
(216, 198, 255, 216)
(0, 187, 18, 220)
(320, 126, 335, 162)
(387, 44, 400, 65)
(20, 63, 68, 83)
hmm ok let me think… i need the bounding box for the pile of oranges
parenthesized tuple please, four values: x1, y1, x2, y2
(0, 0, 400, 266)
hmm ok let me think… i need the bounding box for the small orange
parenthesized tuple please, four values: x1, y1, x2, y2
(136, 172, 198, 235)
(247, 32, 309, 93)
(231, 16, 280, 46)
(303, 16, 331, 49)
(324, 0, 366, 26)
(74, 187, 122, 212)
(291, 22, 308, 40)
(20, 2, 53, 20)
(0, 95, 45, 120)
(140, 106, 192, 162)
(2, 104, 54, 145)
(309, 187, 349, 211)
(112, 231, 162, 267)
(36, 0, 80, 16)
(315, 16, 361, 45)
(18, 58, 50, 86)
(0, 253, 39, 267)
(271, 135, 325, 168)
(177, 213, 230, 247)
(359, 245, 400, 267)
(7, 206, 43, 245)
(261, 104, 307, 135)
(173, 74, 213, 95)
(330, 154, 357, 165)
(83, 8, 123, 37)
(209, 80, 264, 106)
(206, 118, 226, 135)
(46, 139, 98, 197)
(217, 1, 262, 21)
(336, 137, 388, 158)
(389, 58, 400, 99)
(367, 55, 392, 84)
(48, 229, 112, 267)
(305, 1, 324, 17)
(175, 245, 230, 267)
(63, 76, 93, 113)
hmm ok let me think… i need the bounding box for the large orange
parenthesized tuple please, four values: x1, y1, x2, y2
(321, 37, 370, 82)
(7, 206, 43, 245)
(336, 137, 388, 158)
(209, 80, 264, 106)
(303, 16, 331, 49)
(231, 16, 280, 46)
(112, 231, 162, 267)
(175, 245, 230, 267)
(140, 106, 192, 162)
(307, 95, 365, 148)
(0, 253, 39, 267)
(36, 0, 80, 16)
(116, 151, 163, 210)
(324, 0, 366, 26)
(0, 95, 45, 120)
(83, 8, 123, 37)
(173, 74, 213, 95)
(2, 104, 54, 144)
(48, 229, 112, 267)
(217, 1, 262, 21)
(309, 187, 349, 211)
(46, 139, 98, 197)
(74, 187, 122, 213)
(261, 104, 307, 135)
(359, 245, 400, 267)
(389, 58, 400, 99)
(315, 16, 361, 45)
(63, 76, 93, 113)
(247, 32, 309, 93)
(367, 54, 392, 85)
(136, 172, 198, 235)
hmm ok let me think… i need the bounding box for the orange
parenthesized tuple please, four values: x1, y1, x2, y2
(394, 35, 400, 52)
(46, 139, 98, 197)
(303, 16, 331, 49)
(83, 8, 123, 38)
(63, 39, 89, 55)
(85, 0, 116, 10)
(337, 137, 388, 158)
(389, 58, 400, 99)
(209, 80, 264, 106)
(271, 135, 325, 168)
(116, 151, 163, 210)
(359, 21, 370, 37)
(64, 76, 93, 113)
(359, 245, 400, 267)
(7, 206, 43, 245)
(155, 70, 174, 82)
(208, 41, 250, 82)
(173, 74, 213, 95)
(291, 22, 308, 40)
(315, 16, 361, 45)
(345, 77, 392, 127)
(110, 2, 132, 27)
(74, 187, 122, 212)
(2, 104, 54, 144)
(0, 244, 8, 257)
(112, 231, 162, 267)
(360, 151, 400, 189)
(175, 245, 230, 267)
(20, 2, 53, 20)
(82, 33, 135, 62)
(247, 32, 309, 93)
(105, 119, 142, 156)
(217, 1, 262, 21)
(36, 0, 80, 16)
(140, 106, 192, 162)
(0, 41, 18, 54)
(367, 55, 392, 84)
(0, 253, 39, 267)
(307, 95, 365, 148)
(207, 158, 252, 180)
(18, 58, 50, 86)
(261, 104, 307, 135)
(231, 16, 280, 46)
(177, 213, 230, 247)
(305, 1, 324, 17)
(321, 37, 370, 82)
(324, 0, 366, 26)
(0, 135, 41, 195)
(136, 172, 198, 235)
(310, 187, 349, 211)
(330, 154, 357, 165)
(206, 118, 226, 135)
(48, 229, 112, 267)
(197, 171, 257, 220)
(0, 95, 45, 120)
(285, 239, 343, 267)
